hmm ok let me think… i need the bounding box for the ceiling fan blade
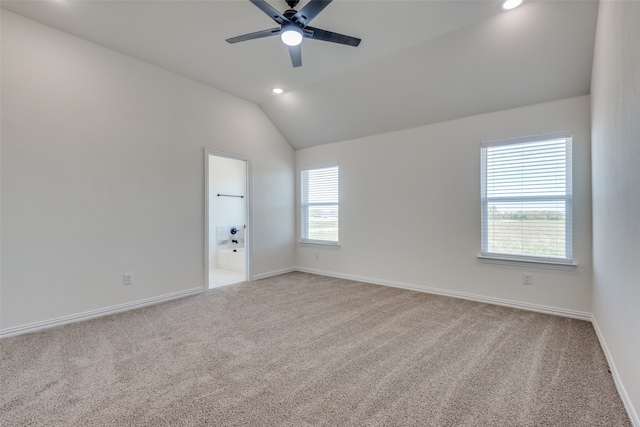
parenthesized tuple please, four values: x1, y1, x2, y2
(226, 28, 281, 44)
(292, 0, 332, 27)
(250, 0, 288, 25)
(305, 27, 361, 47)
(288, 45, 302, 68)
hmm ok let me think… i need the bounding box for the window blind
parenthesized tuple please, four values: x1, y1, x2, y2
(481, 132, 572, 263)
(301, 165, 339, 244)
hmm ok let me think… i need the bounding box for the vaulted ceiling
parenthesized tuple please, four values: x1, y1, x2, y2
(1, 0, 599, 150)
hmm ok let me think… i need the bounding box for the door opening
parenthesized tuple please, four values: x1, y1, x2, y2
(205, 150, 251, 289)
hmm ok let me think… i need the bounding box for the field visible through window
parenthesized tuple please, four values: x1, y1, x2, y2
(487, 217, 566, 257)
(308, 217, 339, 242)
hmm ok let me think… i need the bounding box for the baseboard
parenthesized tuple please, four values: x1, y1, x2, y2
(295, 267, 640, 423)
(295, 267, 592, 321)
(3, 268, 632, 423)
(252, 267, 296, 281)
(592, 315, 639, 427)
(0, 287, 204, 339)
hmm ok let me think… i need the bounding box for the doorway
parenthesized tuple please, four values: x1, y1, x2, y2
(205, 150, 251, 289)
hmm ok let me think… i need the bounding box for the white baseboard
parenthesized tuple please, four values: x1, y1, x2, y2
(296, 267, 640, 424)
(592, 315, 639, 427)
(1, 267, 294, 339)
(0, 287, 204, 339)
(252, 267, 296, 281)
(295, 267, 592, 321)
(1, 268, 635, 425)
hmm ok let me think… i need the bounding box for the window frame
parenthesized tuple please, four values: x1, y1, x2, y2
(300, 163, 340, 246)
(479, 131, 575, 269)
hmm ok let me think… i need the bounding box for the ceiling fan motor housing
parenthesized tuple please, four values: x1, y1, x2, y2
(283, 9, 299, 21)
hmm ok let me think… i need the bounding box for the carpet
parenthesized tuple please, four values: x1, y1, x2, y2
(0, 272, 631, 426)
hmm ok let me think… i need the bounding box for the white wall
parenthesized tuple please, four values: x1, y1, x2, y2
(296, 96, 592, 316)
(591, 1, 640, 423)
(0, 11, 295, 331)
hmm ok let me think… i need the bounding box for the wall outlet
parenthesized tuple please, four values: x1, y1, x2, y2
(315, 252, 320, 260)
(123, 273, 133, 286)
(522, 273, 533, 285)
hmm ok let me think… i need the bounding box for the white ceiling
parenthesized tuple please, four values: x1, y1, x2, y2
(1, 0, 599, 150)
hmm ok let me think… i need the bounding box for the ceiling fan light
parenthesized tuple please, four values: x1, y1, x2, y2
(502, 0, 523, 10)
(281, 27, 303, 46)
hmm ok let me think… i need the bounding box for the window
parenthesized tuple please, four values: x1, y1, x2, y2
(481, 132, 573, 264)
(300, 164, 339, 245)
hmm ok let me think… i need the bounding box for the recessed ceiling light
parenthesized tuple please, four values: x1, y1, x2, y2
(502, 0, 524, 10)
(272, 88, 284, 94)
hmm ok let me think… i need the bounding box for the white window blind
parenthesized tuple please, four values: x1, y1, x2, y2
(481, 132, 573, 263)
(301, 164, 339, 244)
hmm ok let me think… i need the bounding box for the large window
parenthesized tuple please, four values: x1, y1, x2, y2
(481, 132, 573, 264)
(300, 164, 339, 245)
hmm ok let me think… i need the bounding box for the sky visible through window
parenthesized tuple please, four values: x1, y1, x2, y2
(486, 139, 567, 206)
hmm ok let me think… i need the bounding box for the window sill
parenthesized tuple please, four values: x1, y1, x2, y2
(477, 255, 577, 271)
(299, 240, 340, 248)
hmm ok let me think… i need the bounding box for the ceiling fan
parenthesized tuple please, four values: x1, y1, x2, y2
(226, 0, 361, 68)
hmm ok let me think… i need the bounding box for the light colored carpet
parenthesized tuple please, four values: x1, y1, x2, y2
(0, 272, 631, 426)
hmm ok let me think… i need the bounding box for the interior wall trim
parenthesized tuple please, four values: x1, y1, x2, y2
(591, 315, 639, 427)
(0, 287, 204, 340)
(252, 267, 297, 281)
(294, 267, 592, 321)
(294, 268, 638, 424)
(1, 269, 635, 425)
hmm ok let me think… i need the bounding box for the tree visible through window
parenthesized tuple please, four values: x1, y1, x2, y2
(481, 132, 573, 263)
(301, 165, 339, 244)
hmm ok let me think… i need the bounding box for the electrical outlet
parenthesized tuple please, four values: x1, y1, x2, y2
(315, 252, 320, 260)
(124, 273, 133, 286)
(522, 273, 533, 285)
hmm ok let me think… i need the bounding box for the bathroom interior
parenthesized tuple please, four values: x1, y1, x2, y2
(208, 153, 248, 288)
